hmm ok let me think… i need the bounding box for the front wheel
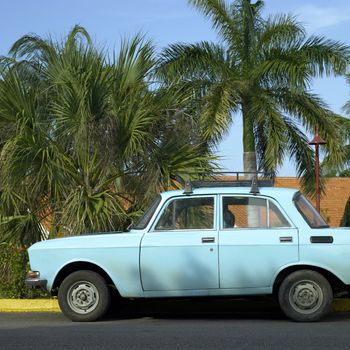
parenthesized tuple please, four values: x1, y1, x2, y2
(58, 270, 111, 322)
(278, 270, 333, 322)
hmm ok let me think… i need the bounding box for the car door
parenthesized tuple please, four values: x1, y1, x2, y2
(219, 195, 299, 289)
(140, 195, 219, 291)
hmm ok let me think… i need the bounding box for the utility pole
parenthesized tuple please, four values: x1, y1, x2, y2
(309, 126, 326, 213)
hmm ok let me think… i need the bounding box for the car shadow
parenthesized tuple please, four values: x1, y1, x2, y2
(105, 296, 285, 321)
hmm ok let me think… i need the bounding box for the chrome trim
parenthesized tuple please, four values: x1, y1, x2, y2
(279, 236, 293, 243)
(202, 237, 215, 243)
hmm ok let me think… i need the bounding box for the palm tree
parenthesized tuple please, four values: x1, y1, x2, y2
(0, 26, 215, 245)
(336, 75, 350, 175)
(158, 0, 349, 183)
(321, 76, 350, 178)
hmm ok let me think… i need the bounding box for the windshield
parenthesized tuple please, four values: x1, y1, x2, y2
(293, 192, 329, 228)
(131, 195, 162, 230)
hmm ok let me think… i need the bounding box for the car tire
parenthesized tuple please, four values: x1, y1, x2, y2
(278, 270, 333, 322)
(58, 270, 111, 322)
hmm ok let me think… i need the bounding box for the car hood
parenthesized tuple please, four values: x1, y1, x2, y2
(28, 230, 142, 251)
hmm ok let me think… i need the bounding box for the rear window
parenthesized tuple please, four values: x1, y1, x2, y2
(293, 192, 329, 228)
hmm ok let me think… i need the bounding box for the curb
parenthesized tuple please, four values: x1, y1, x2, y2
(332, 299, 350, 313)
(0, 298, 349, 313)
(0, 299, 60, 313)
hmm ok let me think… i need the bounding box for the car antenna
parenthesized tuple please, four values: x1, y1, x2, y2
(184, 180, 193, 195)
(250, 175, 260, 195)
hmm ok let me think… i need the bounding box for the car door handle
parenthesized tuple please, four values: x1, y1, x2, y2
(280, 236, 293, 243)
(202, 237, 215, 243)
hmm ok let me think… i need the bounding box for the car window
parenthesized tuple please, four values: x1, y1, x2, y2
(132, 195, 161, 230)
(293, 192, 329, 228)
(269, 201, 291, 228)
(155, 197, 214, 230)
(222, 196, 291, 229)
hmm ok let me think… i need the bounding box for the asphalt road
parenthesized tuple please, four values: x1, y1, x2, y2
(1, 299, 350, 350)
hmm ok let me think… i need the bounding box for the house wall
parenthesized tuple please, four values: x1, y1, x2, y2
(275, 177, 350, 227)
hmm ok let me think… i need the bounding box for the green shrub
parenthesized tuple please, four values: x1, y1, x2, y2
(0, 243, 47, 298)
(340, 197, 350, 227)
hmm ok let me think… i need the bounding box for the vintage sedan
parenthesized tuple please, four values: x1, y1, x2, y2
(26, 179, 350, 322)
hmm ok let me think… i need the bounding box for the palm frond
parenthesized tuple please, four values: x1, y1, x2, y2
(250, 93, 287, 171)
(200, 81, 237, 143)
(299, 36, 350, 77)
(188, 0, 239, 41)
(260, 14, 306, 48)
(159, 41, 232, 82)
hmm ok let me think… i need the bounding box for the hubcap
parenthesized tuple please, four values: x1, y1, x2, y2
(67, 281, 99, 314)
(289, 280, 323, 314)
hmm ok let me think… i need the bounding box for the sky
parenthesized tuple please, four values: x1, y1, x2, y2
(1, 0, 349, 175)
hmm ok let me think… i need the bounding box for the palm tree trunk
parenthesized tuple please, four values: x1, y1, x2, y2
(242, 103, 259, 227)
(242, 104, 257, 177)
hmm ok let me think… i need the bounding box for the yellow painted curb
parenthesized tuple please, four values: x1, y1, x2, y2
(332, 299, 350, 313)
(0, 299, 60, 313)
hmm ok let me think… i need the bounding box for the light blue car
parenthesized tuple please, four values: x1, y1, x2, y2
(25, 178, 350, 322)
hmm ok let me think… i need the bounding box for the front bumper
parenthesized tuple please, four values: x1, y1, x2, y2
(25, 271, 48, 290)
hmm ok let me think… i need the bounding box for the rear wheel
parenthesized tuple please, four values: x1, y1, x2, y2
(58, 270, 111, 322)
(278, 270, 333, 322)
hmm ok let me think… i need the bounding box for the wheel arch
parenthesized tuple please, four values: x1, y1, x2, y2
(273, 264, 346, 296)
(51, 261, 117, 296)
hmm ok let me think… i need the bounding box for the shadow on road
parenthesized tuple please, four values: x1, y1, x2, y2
(106, 296, 285, 321)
